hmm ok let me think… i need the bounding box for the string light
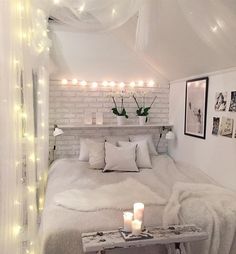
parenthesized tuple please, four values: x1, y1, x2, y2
(53, 0, 60, 4)
(13, 225, 21, 236)
(138, 80, 144, 87)
(60, 79, 156, 89)
(147, 80, 155, 87)
(119, 82, 125, 89)
(61, 79, 68, 85)
(92, 82, 98, 89)
(78, 3, 85, 12)
(80, 80, 87, 86)
(102, 81, 108, 87)
(72, 78, 78, 85)
(129, 81, 136, 88)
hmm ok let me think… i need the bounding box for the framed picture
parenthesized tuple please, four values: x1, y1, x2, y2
(184, 77, 209, 139)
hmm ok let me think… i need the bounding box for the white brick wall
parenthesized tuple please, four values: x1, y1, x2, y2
(49, 80, 170, 158)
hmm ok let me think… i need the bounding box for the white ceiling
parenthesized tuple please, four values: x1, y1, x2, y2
(50, 0, 236, 82)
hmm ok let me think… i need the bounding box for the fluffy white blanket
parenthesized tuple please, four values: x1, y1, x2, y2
(163, 182, 236, 254)
(54, 178, 167, 211)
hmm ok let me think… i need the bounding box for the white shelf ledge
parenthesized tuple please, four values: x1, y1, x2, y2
(50, 124, 172, 130)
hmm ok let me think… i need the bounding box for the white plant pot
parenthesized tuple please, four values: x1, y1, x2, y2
(138, 116, 147, 125)
(117, 115, 126, 126)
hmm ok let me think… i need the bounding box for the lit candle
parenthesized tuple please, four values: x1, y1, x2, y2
(132, 220, 142, 236)
(96, 112, 103, 125)
(123, 212, 133, 232)
(133, 202, 144, 221)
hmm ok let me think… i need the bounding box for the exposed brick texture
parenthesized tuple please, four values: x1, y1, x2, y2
(49, 80, 170, 159)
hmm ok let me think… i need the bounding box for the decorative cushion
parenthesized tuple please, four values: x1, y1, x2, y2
(79, 137, 105, 161)
(129, 134, 158, 155)
(118, 140, 152, 168)
(103, 142, 139, 172)
(105, 135, 129, 146)
(87, 140, 105, 169)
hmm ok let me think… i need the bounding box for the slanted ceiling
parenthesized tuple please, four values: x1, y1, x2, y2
(50, 0, 236, 82)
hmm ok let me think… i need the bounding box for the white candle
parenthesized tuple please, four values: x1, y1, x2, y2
(123, 212, 133, 232)
(132, 220, 142, 236)
(133, 202, 144, 221)
(84, 112, 93, 125)
(96, 112, 103, 125)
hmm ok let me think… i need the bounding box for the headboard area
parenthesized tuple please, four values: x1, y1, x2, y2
(49, 79, 170, 159)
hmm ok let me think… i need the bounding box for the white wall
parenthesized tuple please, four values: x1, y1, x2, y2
(169, 68, 236, 191)
(49, 28, 167, 84)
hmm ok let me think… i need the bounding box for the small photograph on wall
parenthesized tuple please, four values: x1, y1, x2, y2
(229, 91, 236, 112)
(212, 117, 220, 135)
(215, 92, 227, 111)
(219, 117, 234, 138)
(184, 77, 209, 139)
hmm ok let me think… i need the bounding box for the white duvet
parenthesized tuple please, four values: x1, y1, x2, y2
(40, 155, 236, 254)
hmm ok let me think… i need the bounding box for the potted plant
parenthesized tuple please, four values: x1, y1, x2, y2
(111, 95, 128, 125)
(133, 95, 157, 125)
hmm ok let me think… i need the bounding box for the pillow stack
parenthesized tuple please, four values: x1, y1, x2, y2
(79, 135, 158, 172)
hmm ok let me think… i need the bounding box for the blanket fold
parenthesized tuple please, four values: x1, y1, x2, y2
(54, 178, 167, 211)
(163, 182, 236, 254)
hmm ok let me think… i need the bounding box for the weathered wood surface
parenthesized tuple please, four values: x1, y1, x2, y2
(82, 224, 208, 253)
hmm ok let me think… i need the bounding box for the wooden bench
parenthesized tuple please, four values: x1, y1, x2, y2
(82, 224, 208, 254)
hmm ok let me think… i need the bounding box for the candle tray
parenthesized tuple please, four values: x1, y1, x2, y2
(119, 228, 153, 241)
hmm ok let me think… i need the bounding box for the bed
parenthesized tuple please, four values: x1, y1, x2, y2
(40, 154, 236, 254)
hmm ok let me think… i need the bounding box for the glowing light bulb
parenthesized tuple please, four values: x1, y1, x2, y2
(21, 112, 27, 119)
(130, 81, 136, 88)
(41, 122, 45, 127)
(102, 81, 108, 87)
(61, 79, 68, 85)
(14, 200, 20, 205)
(29, 153, 36, 162)
(119, 82, 125, 89)
(13, 225, 21, 236)
(80, 80, 87, 86)
(53, 0, 60, 4)
(78, 3, 85, 12)
(92, 82, 98, 88)
(109, 81, 116, 87)
(27, 186, 35, 193)
(138, 80, 144, 87)
(29, 205, 34, 211)
(112, 8, 117, 16)
(147, 80, 155, 87)
(38, 79, 44, 85)
(38, 100, 43, 104)
(15, 105, 21, 112)
(72, 78, 78, 85)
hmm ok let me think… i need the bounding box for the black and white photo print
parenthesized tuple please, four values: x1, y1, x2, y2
(215, 92, 227, 111)
(212, 117, 220, 135)
(229, 91, 236, 112)
(184, 77, 209, 139)
(220, 117, 234, 138)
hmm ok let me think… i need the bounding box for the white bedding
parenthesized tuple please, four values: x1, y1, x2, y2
(40, 155, 236, 254)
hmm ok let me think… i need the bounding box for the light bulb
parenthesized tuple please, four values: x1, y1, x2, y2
(148, 80, 155, 87)
(27, 186, 35, 193)
(72, 78, 78, 85)
(29, 205, 34, 211)
(138, 80, 144, 87)
(109, 81, 116, 87)
(102, 81, 108, 87)
(13, 225, 21, 236)
(61, 79, 68, 85)
(80, 80, 87, 86)
(130, 81, 136, 88)
(53, 0, 60, 4)
(92, 82, 98, 88)
(29, 153, 36, 162)
(119, 82, 125, 89)
(78, 3, 85, 12)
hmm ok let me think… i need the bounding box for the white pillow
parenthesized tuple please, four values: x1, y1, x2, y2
(79, 137, 105, 161)
(103, 142, 139, 172)
(129, 134, 158, 155)
(118, 140, 152, 168)
(105, 135, 129, 146)
(87, 140, 105, 169)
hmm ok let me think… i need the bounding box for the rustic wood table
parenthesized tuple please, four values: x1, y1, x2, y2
(82, 224, 208, 254)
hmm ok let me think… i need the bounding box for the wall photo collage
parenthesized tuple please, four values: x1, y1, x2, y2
(212, 91, 236, 138)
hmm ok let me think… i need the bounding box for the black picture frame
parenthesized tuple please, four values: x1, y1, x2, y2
(184, 77, 209, 139)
